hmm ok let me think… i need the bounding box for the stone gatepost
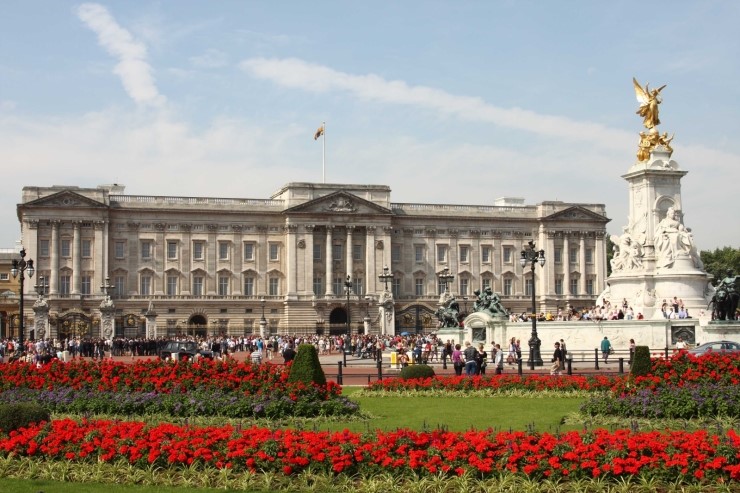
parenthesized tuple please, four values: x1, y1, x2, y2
(378, 290, 395, 336)
(32, 298, 50, 341)
(145, 301, 158, 339)
(99, 300, 116, 341)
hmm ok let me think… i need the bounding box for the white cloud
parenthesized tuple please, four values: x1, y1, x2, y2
(77, 3, 165, 107)
(189, 49, 229, 69)
(240, 57, 636, 151)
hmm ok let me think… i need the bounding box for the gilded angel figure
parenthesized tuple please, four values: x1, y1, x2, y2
(633, 77, 666, 129)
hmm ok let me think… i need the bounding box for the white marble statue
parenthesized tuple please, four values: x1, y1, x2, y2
(654, 207, 695, 268)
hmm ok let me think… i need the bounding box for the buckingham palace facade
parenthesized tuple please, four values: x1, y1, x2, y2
(15, 182, 610, 339)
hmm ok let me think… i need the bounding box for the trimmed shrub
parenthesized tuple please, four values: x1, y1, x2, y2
(288, 344, 327, 386)
(630, 345, 651, 377)
(399, 364, 435, 380)
(0, 402, 50, 433)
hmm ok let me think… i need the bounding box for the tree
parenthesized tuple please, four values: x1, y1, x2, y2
(700, 247, 740, 283)
(606, 235, 616, 277)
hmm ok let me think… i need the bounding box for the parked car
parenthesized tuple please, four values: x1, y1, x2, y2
(159, 341, 213, 361)
(687, 340, 740, 357)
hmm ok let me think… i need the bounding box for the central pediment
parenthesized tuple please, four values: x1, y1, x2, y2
(284, 191, 393, 216)
(23, 190, 107, 209)
(543, 206, 610, 223)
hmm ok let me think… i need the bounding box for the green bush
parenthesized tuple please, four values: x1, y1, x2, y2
(288, 344, 327, 386)
(630, 345, 652, 377)
(399, 364, 435, 380)
(0, 402, 50, 433)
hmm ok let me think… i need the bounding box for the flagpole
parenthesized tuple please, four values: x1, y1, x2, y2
(322, 121, 326, 183)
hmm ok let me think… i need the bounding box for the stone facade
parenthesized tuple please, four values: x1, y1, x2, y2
(15, 182, 609, 339)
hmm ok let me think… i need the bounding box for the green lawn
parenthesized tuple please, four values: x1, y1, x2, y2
(336, 387, 584, 433)
(2, 479, 222, 493)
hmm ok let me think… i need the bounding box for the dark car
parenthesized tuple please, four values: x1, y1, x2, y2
(159, 341, 213, 361)
(687, 340, 740, 357)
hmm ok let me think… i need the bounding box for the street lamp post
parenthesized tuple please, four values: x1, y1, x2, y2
(520, 240, 545, 369)
(10, 248, 34, 353)
(340, 276, 353, 367)
(35, 275, 48, 299)
(378, 265, 394, 292)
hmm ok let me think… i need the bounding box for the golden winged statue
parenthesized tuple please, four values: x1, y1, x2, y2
(633, 77, 666, 129)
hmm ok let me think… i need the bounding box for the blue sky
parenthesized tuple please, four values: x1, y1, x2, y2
(1, 1, 738, 251)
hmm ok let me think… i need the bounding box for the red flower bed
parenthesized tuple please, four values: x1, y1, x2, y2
(0, 359, 341, 399)
(367, 374, 623, 393)
(632, 352, 740, 391)
(367, 353, 740, 395)
(1, 419, 739, 482)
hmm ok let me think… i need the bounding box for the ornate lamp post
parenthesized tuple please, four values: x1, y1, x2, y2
(344, 275, 353, 336)
(520, 240, 545, 368)
(10, 248, 34, 353)
(259, 297, 266, 338)
(342, 275, 353, 367)
(438, 267, 454, 293)
(35, 275, 48, 299)
(378, 265, 394, 292)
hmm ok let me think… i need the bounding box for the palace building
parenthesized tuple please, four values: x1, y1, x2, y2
(15, 182, 610, 339)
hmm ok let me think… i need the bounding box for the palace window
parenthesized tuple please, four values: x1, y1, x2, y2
(61, 239, 71, 258)
(459, 246, 469, 263)
(192, 276, 204, 296)
(244, 243, 255, 261)
(218, 275, 230, 296)
(167, 275, 178, 296)
(193, 242, 205, 261)
(167, 241, 178, 260)
(481, 246, 491, 263)
(141, 241, 152, 260)
(268, 277, 279, 296)
(243, 277, 254, 296)
(415, 278, 424, 296)
(269, 243, 279, 261)
(415, 245, 424, 263)
(140, 275, 152, 296)
(502, 246, 512, 264)
(115, 241, 125, 259)
(81, 240, 92, 258)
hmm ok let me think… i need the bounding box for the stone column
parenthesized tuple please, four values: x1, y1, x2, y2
(305, 225, 315, 296)
(563, 233, 570, 297)
(94, 221, 106, 293)
(207, 224, 218, 295)
(154, 223, 166, 295)
(325, 225, 333, 296)
(595, 233, 606, 294)
(50, 221, 60, 295)
(365, 226, 375, 294)
(579, 233, 587, 295)
(71, 221, 81, 295)
(232, 225, 243, 295)
(286, 224, 297, 298)
(345, 226, 354, 279)
(546, 230, 556, 298)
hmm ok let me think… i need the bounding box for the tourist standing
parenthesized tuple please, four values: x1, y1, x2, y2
(550, 342, 563, 376)
(494, 344, 504, 374)
(600, 336, 612, 363)
(463, 342, 478, 376)
(451, 344, 463, 376)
